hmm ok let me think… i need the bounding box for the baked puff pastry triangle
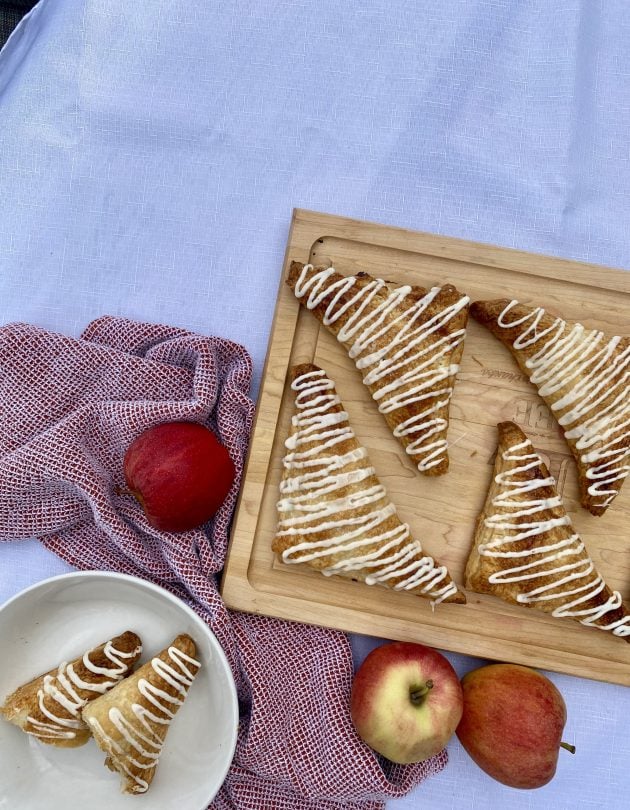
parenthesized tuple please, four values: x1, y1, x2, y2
(471, 298, 630, 515)
(82, 634, 201, 795)
(466, 421, 630, 640)
(272, 363, 466, 605)
(0, 630, 142, 747)
(287, 262, 470, 475)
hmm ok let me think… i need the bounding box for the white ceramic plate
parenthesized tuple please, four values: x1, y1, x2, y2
(0, 571, 238, 810)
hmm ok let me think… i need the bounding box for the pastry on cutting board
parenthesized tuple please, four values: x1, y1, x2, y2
(287, 262, 470, 476)
(82, 633, 201, 795)
(470, 298, 629, 516)
(0, 630, 142, 746)
(272, 363, 466, 605)
(465, 421, 630, 640)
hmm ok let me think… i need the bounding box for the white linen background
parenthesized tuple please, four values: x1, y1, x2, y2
(0, 1, 629, 808)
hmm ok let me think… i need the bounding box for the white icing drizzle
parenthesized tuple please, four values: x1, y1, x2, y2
(497, 301, 630, 509)
(277, 368, 458, 604)
(480, 437, 630, 636)
(293, 265, 469, 472)
(88, 644, 200, 794)
(25, 638, 142, 741)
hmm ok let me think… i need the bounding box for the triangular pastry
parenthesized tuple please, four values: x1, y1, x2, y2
(287, 262, 470, 475)
(466, 421, 630, 640)
(471, 298, 629, 515)
(82, 633, 200, 795)
(0, 630, 142, 747)
(272, 363, 466, 605)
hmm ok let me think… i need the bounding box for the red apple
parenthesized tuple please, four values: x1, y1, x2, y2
(456, 663, 575, 788)
(122, 421, 235, 532)
(350, 641, 463, 764)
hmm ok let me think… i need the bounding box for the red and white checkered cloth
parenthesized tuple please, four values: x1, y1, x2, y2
(0, 317, 446, 809)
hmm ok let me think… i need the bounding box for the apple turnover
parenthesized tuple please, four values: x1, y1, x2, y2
(82, 633, 201, 794)
(466, 421, 630, 640)
(272, 363, 465, 605)
(471, 298, 629, 515)
(287, 262, 470, 475)
(0, 630, 142, 746)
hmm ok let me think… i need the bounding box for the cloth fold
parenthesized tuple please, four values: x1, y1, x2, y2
(0, 316, 445, 809)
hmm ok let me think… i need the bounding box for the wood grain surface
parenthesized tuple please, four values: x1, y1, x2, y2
(221, 208, 630, 685)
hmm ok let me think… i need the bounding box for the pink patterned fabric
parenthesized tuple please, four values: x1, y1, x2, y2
(0, 317, 446, 809)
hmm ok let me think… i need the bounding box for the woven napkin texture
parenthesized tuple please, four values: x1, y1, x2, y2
(0, 316, 445, 809)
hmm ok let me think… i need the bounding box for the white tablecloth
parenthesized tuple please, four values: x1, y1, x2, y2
(1, 2, 629, 808)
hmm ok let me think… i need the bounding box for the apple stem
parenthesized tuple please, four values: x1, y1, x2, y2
(409, 679, 434, 706)
(560, 741, 576, 755)
(115, 485, 133, 497)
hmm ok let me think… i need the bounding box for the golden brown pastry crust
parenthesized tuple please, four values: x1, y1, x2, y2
(273, 362, 465, 605)
(82, 633, 200, 794)
(0, 631, 142, 747)
(471, 298, 630, 515)
(287, 262, 469, 476)
(466, 421, 630, 640)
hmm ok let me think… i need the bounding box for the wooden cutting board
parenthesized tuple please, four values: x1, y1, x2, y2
(221, 208, 630, 685)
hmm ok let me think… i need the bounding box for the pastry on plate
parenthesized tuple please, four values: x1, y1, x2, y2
(0, 630, 142, 746)
(82, 633, 201, 794)
(470, 298, 629, 516)
(287, 262, 470, 475)
(272, 363, 466, 605)
(465, 421, 630, 640)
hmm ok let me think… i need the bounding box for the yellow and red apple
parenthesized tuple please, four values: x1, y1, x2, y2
(456, 663, 575, 788)
(350, 641, 463, 764)
(122, 421, 235, 533)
